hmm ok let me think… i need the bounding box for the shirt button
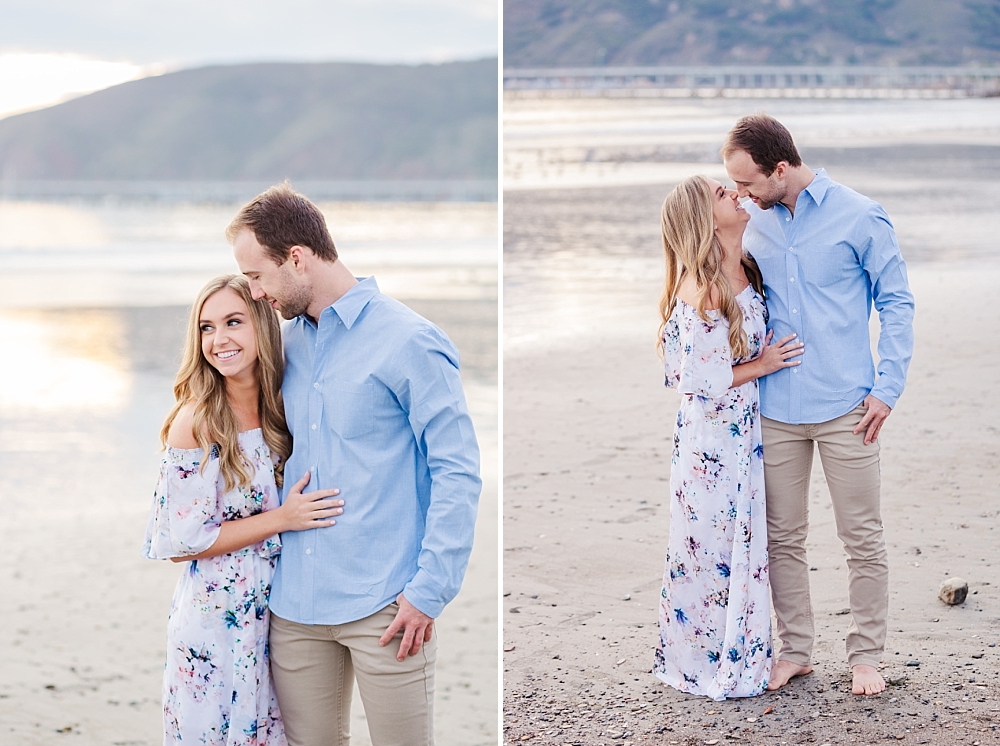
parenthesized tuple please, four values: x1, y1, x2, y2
(792, 309, 798, 314)
(789, 277, 795, 283)
(311, 423, 318, 430)
(785, 217, 790, 222)
(792, 368, 798, 374)
(313, 382, 320, 389)
(305, 548, 312, 555)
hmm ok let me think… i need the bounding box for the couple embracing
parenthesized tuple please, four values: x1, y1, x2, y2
(653, 113, 914, 701)
(142, 184, 481, 745)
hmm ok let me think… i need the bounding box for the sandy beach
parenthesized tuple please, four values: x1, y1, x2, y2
(503, 97, 1000, 745)
(0, 201, 498, 745)
(503, 259, 1000, 745)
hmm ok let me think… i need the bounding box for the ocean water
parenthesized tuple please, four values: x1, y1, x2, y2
(504, 96, 1000, 354)
(0, 197, 498, 745)
(0, 198, 497, 306)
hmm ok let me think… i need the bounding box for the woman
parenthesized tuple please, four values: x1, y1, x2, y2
(652, 176, 803, 701)
(142, 275, 343, 745)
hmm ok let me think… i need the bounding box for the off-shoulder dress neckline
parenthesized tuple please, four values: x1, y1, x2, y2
(675, 283, 755, 313)
(165, 427, 263, 455)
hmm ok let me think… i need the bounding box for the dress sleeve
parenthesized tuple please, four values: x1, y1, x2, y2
(663, 307, 734, 398)
(141, 446, 223, 560)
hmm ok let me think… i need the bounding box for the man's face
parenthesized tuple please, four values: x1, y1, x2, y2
(232, 228, 312, 320)
(724, 149, 787, 211)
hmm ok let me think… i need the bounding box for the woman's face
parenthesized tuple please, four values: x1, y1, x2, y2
(706, 177, 750, 233)
(199, 288, 259, 382)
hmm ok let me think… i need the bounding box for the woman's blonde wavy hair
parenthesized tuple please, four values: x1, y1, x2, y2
(658, 175, 764, 360)
(160, 274, 292, 491)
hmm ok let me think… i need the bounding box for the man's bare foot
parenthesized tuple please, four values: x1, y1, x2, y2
(851, 664, 885, 696)
(765, 659, 813, 691)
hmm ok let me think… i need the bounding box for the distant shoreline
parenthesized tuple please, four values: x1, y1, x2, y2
(504, 65, 1000, 99)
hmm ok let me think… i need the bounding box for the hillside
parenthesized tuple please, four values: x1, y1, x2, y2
(504, 0, 1000, 67)
(0, 59, 497, 181)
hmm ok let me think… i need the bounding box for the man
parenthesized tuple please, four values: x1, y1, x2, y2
(722, 113, 914, 697)
(227, 183, 481, 745)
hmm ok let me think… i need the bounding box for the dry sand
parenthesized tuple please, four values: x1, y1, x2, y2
(502, 260, 1000, 745)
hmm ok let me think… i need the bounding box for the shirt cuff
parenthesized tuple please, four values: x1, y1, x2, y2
(402, 573, 448, 619)
(869, 381, 900, 410)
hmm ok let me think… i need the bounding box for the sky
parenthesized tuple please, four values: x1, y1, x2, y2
(0, 0, 499, 118)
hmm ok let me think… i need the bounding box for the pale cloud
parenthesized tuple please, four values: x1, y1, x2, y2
(397, 0, 498, 21)
(0, 53, 159, 119)
(0, 0, 498, 66)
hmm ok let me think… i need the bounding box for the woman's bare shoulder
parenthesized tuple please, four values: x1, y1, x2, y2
(166, 403, 200, 449)
(676, 276, 721, 310)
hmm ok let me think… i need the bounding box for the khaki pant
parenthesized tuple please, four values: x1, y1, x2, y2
(269, 604, 436, 746)
(762, 405, 887, 669)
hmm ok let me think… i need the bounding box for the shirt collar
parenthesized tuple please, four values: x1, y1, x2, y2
(326, 276, 379, 329)
(295, 276, 379, 331)
(801, 168, 830, 207)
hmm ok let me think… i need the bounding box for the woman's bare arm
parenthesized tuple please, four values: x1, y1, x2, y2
(165, 408, 342, 562)
(170, 471, 342, 562)
(731, 331, 804, 387)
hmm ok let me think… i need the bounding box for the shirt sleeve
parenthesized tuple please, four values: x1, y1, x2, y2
(141, 447, 223, 560)
(664, 309, 735, 398)
(856, 205, 915, 409)
(384, 326, 482, 619)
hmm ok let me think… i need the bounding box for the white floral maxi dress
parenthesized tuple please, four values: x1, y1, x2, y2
(142, 429, 286, 745)
(653, 285, 773, 701)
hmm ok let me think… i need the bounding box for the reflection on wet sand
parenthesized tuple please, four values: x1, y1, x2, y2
(0, 309, 131, 413)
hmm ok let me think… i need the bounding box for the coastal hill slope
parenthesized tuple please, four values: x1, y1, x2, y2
(0, 58, 497, 181)
(505, 0, 1000, 67)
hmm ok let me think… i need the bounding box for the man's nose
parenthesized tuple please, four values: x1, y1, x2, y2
(249, 282, 265, 300)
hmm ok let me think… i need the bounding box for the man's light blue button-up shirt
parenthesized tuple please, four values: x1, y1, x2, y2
(268, 276, 481, 624)
(743, 169, 915, 425)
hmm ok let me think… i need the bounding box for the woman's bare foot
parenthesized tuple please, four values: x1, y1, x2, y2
(851, 664, 885, 696)
(765, 659, 813, 690)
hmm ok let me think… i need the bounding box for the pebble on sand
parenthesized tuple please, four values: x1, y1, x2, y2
(939, 577, 969, 605)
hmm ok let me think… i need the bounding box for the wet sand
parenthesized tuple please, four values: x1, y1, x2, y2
(0, 295, 497, 746)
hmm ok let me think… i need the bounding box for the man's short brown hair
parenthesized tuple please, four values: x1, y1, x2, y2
(226, 182, 338, 264)
(721, 112, 802, 176)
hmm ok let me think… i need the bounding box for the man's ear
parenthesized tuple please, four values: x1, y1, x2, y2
(773, 161, 789, 180)
(287, 245, 308, 272)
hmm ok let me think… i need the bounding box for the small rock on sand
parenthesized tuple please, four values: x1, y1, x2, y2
(939, 577, 969, 605)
